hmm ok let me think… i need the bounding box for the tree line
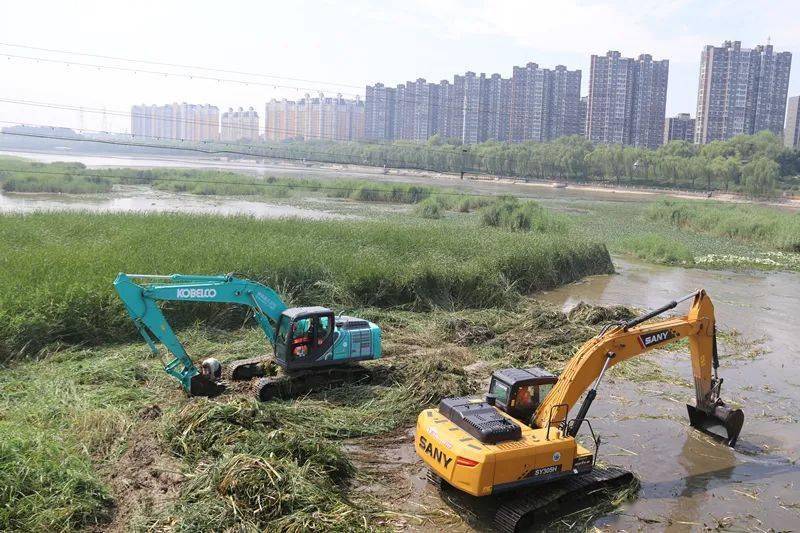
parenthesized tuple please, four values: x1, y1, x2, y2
(257, 131, 800, 197)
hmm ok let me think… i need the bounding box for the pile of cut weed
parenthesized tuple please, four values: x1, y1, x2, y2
(0, 299, 671, 531)
(149, 333, 473, 531)
(0, 342, 170, 531)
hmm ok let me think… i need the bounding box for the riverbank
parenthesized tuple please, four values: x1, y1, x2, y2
(3, 149, 799, 210)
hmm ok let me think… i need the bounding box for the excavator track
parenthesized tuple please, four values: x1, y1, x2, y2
(225, 356, 271, 381)
(253, 363, 372, 401)
(493, 465, 636, 533)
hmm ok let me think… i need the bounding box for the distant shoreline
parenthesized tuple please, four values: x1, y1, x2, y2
(3, 147, 798, 210)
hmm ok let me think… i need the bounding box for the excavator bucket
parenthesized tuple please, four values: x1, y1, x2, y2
(686, 403, 744, 447)
(189, 374, 226, 397)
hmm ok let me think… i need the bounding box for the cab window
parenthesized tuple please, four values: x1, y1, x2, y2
(539, 383, 553, 402)
(292, 318, 312, 342)
(277, 318, 291, 344)
(490, 379, 510, 404)
(316, 315, 333, 344)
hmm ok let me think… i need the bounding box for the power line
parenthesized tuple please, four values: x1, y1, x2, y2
(1, 50, 542, 125)
(1, 52, 351, 97)
(0, 97, 486, 158)
(0, 41, 364, 89)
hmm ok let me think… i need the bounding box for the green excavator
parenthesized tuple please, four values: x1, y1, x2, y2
(114, 273, 381, 399)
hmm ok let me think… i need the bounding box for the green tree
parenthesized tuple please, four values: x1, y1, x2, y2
(741, 157, 779, 197)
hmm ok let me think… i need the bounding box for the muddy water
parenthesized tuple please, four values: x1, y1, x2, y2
(0, 185, 354, 219)
(537, 257, 800, 531)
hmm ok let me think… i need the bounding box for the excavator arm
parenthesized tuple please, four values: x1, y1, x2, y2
(113, 272, 288, 393)
(533, 290, 743, 446)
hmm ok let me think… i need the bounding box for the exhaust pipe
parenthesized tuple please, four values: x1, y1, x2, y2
(686, 403, 744, 447)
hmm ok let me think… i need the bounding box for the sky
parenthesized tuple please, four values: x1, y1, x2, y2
(1, 0, 799, 134)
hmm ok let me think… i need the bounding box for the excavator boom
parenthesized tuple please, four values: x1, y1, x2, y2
(534, 289, 742, 446)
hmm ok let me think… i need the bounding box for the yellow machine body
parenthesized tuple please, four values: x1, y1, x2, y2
(416, 403, 593, 497)
(414, 290, 744, 501)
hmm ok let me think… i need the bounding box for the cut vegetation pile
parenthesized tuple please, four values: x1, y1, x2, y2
(0, 211, 613, 361)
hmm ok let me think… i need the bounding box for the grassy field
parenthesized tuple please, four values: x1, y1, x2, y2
(0, 157, 113, 194)
(647, 199, 800, 252)
(0, 301, 644, 532)
(0, 211, 613, 361)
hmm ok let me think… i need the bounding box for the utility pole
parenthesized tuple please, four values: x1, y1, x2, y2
(460, 147, 468, 180)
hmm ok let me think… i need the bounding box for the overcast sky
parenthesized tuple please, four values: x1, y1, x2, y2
(1, 0, 798, 133)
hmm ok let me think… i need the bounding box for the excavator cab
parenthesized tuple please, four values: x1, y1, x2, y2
(489, 367, 558, 424)
(274, 306, 336, 369)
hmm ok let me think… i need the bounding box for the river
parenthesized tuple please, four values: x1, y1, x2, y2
(538, 257, 800, 531)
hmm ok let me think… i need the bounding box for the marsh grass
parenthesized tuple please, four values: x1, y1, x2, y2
(0, 158, 112, 194)
(621, 234, 695, 265)
(479, 196, 567, 233)
(128, 167, 441, 204)
(0, 212, 612, 360)
(648, 199, 800, 253)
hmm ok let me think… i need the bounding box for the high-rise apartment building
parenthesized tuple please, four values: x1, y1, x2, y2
(631, 55, 670, 149)
(587, 51, 668, 148)
(578, 96, 588, 137)
(221, 107, 259, 142)
(550, 65, 583, 140)
(365, 61, 581, 145)
(264, 94, 364, 141)
(131, 103, 220, 142)
(695, 41, 792, 144)
(486, 73, 511, 142)
(785, 96, 800, 149)
(664, 113, 696, 144)
(365, 83, 393, 140)
(462, 72, 487, 144)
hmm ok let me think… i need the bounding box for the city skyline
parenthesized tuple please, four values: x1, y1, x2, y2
(125, 40, 793, 148)
(2, 1, 800, 134)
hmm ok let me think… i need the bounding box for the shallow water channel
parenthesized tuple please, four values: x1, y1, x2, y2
(0, 185, 354, 219)
(536, 257, 800, 531)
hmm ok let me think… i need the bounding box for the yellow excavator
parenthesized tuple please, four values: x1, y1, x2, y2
(415, 290, 744, 531)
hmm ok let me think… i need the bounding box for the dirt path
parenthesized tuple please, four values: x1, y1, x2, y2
(101, 405, 184, 532)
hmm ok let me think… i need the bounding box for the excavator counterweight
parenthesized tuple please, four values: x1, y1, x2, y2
(415, 289, 744, 531)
